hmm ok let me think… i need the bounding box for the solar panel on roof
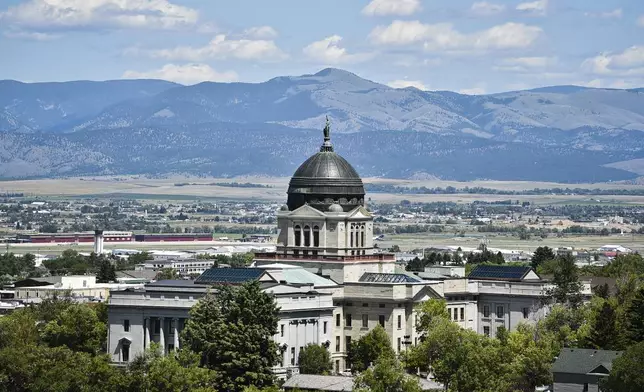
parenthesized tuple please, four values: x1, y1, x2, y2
(195, 268, 265, 284)
(467, 265, 531, 281)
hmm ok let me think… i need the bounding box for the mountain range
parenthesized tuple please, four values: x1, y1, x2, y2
(1, 68, 644, 182)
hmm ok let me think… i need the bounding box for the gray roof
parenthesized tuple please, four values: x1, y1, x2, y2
(552, 348, 622, 375)
(283, 374, 353, 391)
(116, 270, 157, 280)
(283, 374, 442, 391)
(359, 272, 421, 283)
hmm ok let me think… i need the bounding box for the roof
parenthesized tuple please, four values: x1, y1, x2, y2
(287, 128, 365, 212)
(283, 374, 353, 391)
(259, 264, 338, 287)
(116, 270, 157, 280)
(194, 268, 269, 284)
(282, 374, 442, 391)
(467, 265, 537, 281)
(552, 348, 622, 375)
(359, 272, 421, 283)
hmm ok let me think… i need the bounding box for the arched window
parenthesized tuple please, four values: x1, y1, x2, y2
(294, 225, 301, 246)
(313, 226, 320, 247)
(360, 224, 366, 248)
(303, 225, 311, 247)
(349, 224, 354, 248)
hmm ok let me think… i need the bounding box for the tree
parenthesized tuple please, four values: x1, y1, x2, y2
(354, 355, 421, 392)
(600, 341, 644, 392)
(531, 246, 555, 270)
(96, 257, 117, 283)
(298, 344, 332, 375)
(41, 303, 107, 354)
(588, 301, 620, 350)
(546, 255, 583, 308)
(155, 268, 179, 281)
(625, 286, 644, 344)
(348, 325, 395, 373)
(182, 281, 280, 392)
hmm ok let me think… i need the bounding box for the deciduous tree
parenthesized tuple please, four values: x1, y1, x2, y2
(600, 341, 644, 392)
(298, 344, 332, 375)
(347, 325, 395, 373)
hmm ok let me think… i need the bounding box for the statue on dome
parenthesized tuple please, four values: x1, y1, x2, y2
(323, 116, 330, 141)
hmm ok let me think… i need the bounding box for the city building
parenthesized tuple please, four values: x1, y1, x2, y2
(254, 119, 395, 284)
(107, 266, 339, 378)
(551, 348, 622, 392)
(12, 275, 143, 302)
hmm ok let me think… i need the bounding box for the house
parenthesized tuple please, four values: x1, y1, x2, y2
(551, 348, 622, 392)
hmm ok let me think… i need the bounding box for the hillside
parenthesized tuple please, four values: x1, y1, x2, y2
(1, 69, 643, 181)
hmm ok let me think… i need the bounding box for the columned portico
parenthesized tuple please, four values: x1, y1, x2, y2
(159, 317, 165, 354)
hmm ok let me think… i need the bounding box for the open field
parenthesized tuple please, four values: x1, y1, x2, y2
(2, 175, 644, 205)
(377, 232, 644, 253)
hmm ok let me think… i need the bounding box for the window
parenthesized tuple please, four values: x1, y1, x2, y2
(303, 225, 311, 247)
(291, 347, 295, 365)
(379, 303, 385, 308)
(346, 302, 353, 307)
(346, 314, 352, 327)
(323, 321, 328, 334)
(397, 337, 401, 353)
(169, 319, 175, 333)
(280, 324, 284, 337)
(123, 319, 130, 332)
(168, 343, 174, 352)
(362, 303, 368, 307)
(453, 309, 458, 321)
(122, 343, 130, 362)
(483, 326, 490, 337)
(335, 360, 340, 373)
(397, 315, 402, 329)
(362, 314, 368, 328)
(522, 307, 529, 319)
(313, 226, 320, 247)
(345, 337, 351, 352)
(336, 314, 341, 327)
(496, 306, 504, 319)
(154, 319, 161, 334)
(448, 308, 452, 320)
(294, 225, 301, 246)
(379, 315, 385, 327)
(582, 383, 588, 392)
(483, 305, 490, 318)
(335, 336, 340, 352)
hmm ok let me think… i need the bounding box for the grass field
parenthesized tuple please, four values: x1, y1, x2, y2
(3, 175, 644, 205)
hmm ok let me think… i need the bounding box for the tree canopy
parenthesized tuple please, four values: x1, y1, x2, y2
(298, 344, 332, 375)
(601, 341, 644, 392)
(348, 325, 395, 373)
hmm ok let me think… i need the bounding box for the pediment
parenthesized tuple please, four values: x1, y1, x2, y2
(587, 364, 610, 375)
(348, 206, 372, 219)
(288, 204, 327, 217)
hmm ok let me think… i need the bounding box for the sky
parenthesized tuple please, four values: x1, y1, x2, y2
(1, 0, 644, 94)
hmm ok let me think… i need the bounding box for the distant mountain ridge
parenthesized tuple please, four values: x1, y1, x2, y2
(1, 68, 643, 182)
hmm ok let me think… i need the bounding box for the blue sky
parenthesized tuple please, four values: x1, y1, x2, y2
(1, 0, 643, 93)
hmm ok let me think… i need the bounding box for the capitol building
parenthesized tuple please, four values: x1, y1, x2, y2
(107, 121, 556, 376)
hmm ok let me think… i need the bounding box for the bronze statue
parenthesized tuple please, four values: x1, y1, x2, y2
(323, 115, 330, 140)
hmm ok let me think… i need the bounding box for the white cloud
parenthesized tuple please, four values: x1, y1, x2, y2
(122, 63, 238, 85)
(243, 26, 278, 39)
(370, 20, 542, 53)
(516, 0, 548, 16)
(303, 35, 373, 64)
(387, 80, 428, 90)
(578, 79, 639, 89)
(582, 46, 644, 76)
(459, 87, 486, 95)
(470, 2, 506, 16)
(146, 34, 286, 62)
(584, 9, 622, 19)
(3, 30, 60, 40)
(362, 0, 421, 16)
(0, 0, 199, 31)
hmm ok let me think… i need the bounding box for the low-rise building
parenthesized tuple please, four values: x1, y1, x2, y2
(12, 275, 143, 302)
(551, 348, 622, 392)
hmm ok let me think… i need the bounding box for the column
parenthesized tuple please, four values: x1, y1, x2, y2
(159, 317, 166, 355)
(309, 227, 314, 248)
(300, 228, 304, 248)
(144, 317, 150, 350)
(173, 318, 180, 351)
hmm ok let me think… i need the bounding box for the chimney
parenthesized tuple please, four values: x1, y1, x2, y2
(94, 229, 104, 254)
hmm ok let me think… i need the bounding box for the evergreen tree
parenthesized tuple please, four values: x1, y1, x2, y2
(546, 255, 583, 308)
(588, 302, 619, 350)
(96, 258, 116, 283)
(531, 246, 555, 270)
(625, 287, 644, 344)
